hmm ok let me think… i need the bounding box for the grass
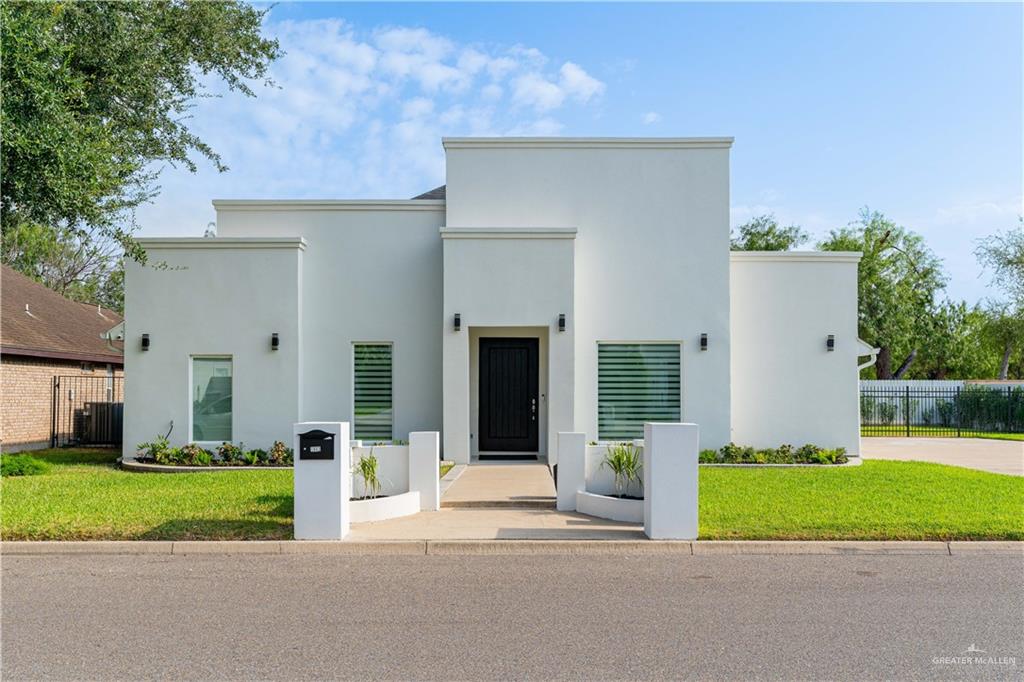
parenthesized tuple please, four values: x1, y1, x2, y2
(3, 449, 1022, 541)
(862, 425, 1024, 441)
(439, 461, 455, 478)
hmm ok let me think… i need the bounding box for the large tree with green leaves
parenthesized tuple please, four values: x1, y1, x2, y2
(975, 218, 1024, 379)
(730, 214, 809, 251)
(818, 209, 946, 379)
(1, 1, 281, 309)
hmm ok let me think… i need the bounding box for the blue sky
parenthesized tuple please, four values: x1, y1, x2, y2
(137, 2, 1022, 305)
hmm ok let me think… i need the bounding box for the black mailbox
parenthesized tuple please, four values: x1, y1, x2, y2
(298, 429, 335, 460)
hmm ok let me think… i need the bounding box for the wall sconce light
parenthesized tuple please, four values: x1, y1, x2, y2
(826, 334, 835, 352)
(558, 313, 566, 332)
(453, 313, 461, 332)
(700, 333, 708, 351)
(271, 333, 280, 351)
(141, 333, 150, 351)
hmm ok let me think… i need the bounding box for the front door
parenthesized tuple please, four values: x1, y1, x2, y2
(479, 338, 539, 452)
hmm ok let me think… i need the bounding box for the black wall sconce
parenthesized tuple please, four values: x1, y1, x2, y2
(700, 333, 708, 351)
(141, 333, 150, 351)
(271, 332, 280, 351)
(826, 334, 835, 352)
(453, 313, 461, 332)
(558, 313, 566, 332)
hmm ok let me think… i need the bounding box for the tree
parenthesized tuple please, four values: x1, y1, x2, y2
(982, 304, 1024, 380)
(976, 217, 1024, 309)
(730, 215, 809, 251)
(1, 1, 281, 309)
(818, 209, 946, 379)
(915, 300, 992, 380)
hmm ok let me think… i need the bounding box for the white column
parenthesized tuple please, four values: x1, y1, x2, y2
(293, 421, 350, 540)
(643, 422, 699, 540)
(409, 431, 440, 511)
(556, 432, 586, 511)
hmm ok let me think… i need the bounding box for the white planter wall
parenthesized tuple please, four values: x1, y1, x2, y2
(350, 444, 409, 499)
(585, 443, 644, 499)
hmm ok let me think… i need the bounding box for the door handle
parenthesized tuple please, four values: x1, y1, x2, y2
(531, 398, 536, 421)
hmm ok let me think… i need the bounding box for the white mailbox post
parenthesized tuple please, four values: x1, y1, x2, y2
(643, 422, 699, 540)
(293, 421, 350, 540)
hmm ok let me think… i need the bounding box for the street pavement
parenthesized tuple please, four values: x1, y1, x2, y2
(3, 553, 1021, 680)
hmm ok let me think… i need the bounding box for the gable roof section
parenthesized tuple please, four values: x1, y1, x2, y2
(411, 185, 446, 200)
(1, 265, 124, 364)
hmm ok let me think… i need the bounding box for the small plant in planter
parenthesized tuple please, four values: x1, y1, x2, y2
(601, 442, 643, 499)
(353, 450, 383, 500)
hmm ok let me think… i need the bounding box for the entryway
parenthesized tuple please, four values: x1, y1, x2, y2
(441, 462, 555, 508)
(477, 336, 540, 460)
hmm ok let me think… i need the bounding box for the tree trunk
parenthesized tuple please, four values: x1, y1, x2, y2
(999, 342, 1012, 380)
(875, 346, 893, 379)
(893, 349, 917, 379)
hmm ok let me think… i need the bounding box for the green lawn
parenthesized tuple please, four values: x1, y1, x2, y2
(3, 449, 1023, 541)
(862, 426, 1024, 441)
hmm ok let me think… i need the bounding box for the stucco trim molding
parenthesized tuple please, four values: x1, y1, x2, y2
(442, 137, 734, 149)
(138, 237, 308, 250)
(440, 227, 578, 240)
(729, 251, 862, 263)
(212, 200, 446, 212)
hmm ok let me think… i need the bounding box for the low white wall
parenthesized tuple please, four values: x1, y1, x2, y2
(585, 443, 644, 498)
(350, 444, 409, 498)
(730, 252, 862, 455)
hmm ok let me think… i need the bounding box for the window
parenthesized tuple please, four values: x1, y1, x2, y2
(192, 357, 232, 441)
(353, 343, 393, 441)
(598, 343, 680, 440)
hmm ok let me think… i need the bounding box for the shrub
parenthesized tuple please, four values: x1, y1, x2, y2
(698, 449, 719, 463)
(354, 450, 382, 499)
(136, 436, 170, 462)
(242, 450, 261, 466)
(217, 442, 243, 464)
(601, 442, 643, 497)
(178, 444, 212, 466)
(1, 454, 50, 477)
(268, 441, 292, 465)
(155, 447, 178, 465)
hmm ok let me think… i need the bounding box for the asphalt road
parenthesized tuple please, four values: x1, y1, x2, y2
(2, 553, 1021, 680)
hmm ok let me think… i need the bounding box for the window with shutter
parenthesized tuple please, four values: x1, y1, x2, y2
(598, 343, 681, 440)
(353, 343, 393, 441)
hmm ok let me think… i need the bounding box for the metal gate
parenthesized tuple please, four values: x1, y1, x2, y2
(51, 375, 124, 447)
(861, 384, 1024, 437)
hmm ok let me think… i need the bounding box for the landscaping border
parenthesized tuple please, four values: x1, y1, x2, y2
(700, 457, 863, 468)
(120, 459, 290, 473)
(3, 540, 1020, 556)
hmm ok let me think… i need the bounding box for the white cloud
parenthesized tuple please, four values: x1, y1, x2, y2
(134, 18, 608, 237)
(642, 111, 661, 125)
(512, 72, 565, 111)
(559, 62, 604, 103)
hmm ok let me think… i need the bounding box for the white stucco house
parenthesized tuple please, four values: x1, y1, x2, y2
(124, 137, 871, 465)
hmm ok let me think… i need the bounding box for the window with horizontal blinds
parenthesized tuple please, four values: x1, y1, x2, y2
(353, 343, 393, 441)
(598, 343, 681, 440)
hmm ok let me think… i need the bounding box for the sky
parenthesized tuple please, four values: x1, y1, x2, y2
(135, 2, 1023, 305)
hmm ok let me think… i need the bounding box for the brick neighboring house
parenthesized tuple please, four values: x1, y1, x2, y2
(1, 265, 124, 452)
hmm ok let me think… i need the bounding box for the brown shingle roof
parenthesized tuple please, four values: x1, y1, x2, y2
(1, 265, 123, 364)
(411, 185, 446, 200)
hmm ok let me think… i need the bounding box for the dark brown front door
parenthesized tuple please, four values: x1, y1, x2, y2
(479, 338, 539, 452)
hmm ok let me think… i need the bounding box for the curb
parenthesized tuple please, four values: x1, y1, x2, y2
(3, 540, 1021, 557)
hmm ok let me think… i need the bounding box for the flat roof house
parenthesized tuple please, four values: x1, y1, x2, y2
(125, 137, 867, 464)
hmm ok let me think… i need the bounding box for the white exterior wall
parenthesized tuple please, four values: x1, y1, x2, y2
(123, 239, 304, 457)
(729, 252, 862, 455)
(215, 202, 445, 438)
(442, 229, 575, 463)
(443, 138, 734, 453)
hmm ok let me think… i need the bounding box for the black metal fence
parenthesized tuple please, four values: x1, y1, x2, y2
(51, 375, 124, 447)
(861, 384, 1024, 437)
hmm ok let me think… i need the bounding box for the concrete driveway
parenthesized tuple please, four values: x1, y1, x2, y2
(862, 437, 1024, 476)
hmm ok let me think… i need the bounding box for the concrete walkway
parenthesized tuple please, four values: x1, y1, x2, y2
(861, 437, 1024, 476)
(441, 463, 556, 508)
(346, 508, 643, 541)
